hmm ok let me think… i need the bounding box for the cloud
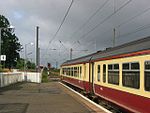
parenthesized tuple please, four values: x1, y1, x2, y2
(13, 11, 23, 20)
(1, 0, 150, 67)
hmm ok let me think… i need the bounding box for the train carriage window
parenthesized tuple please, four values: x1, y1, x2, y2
(122, 62, 140, 89)
(108, 64, 119, 85)
(63, 68, 66, 75)
(68, 68, 70, 76)
(71, 67, 73, 76)
(114, 64, 119, 70)
(145, 61, 150, 91)
(131, 62, 139, 70)
(97, 65, 100, 82)
(103, 64, 106, 83)
(62, 68, 65, 74)
(123, 63, 129, 70)
(77, 67, 79, 78)
(145, 61, 150, 69)
(80, 66, 82, 78)
(74, 67, 77, 77)
(108, 65, 112, 70)
(64, 68, 66, 75)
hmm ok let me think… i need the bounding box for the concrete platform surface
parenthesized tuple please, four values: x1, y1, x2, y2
(0, 82, 106, 113)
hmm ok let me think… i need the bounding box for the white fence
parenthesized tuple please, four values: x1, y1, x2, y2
(0, 72, 42, 88)
(23, 72, 41, 83)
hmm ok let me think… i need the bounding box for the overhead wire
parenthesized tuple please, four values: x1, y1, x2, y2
(89, 6, 150, 45)
(60, 0, 150, 63)
(59, 40, 68, 52)
(70, 0, 109, 47)
(43, 0, 143, 65)
(42, 0, 74, 63)
(72, 0, 132, 49)
(101, 23, 150, 47)
(46, 0, 126, 62)
(76, 0, 150, 50)
(117, 23, 150, 38)
(48, 0, 74, 45)
(117, 7, 150, 29)
(103, 6, 150, 45)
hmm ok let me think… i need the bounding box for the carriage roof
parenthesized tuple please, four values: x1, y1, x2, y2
(61, 36, 150, 66)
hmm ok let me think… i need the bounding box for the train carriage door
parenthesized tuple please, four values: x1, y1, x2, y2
(89, 61, 95, 94)
(83, 63, 87, 90)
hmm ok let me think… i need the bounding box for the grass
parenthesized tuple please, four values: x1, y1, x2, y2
(49, 71, 60, 76)
(0, 68, 12, 72)
(48, 68, 60, 76)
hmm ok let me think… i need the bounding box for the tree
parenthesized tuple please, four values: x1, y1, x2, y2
(16, 58, 35, 70)
(0, 15, 22, 69)
(16, 58, 24, 69)
(26, 60, 36, 69)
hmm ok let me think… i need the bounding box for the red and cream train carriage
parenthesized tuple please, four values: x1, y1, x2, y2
(60, 37, 150, 113)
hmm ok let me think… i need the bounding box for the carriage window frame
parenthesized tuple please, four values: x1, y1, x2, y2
(108, 64, 119, 85)
(144, 61, 150, 92)
(122, 62, 140, 89)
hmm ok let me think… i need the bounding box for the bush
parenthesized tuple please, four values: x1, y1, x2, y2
(42, 67, 49, 82)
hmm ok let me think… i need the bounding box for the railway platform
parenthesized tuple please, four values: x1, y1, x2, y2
(0, 82, 109, 113)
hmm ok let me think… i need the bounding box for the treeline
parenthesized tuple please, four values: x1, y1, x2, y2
(0, 15, 35, 71)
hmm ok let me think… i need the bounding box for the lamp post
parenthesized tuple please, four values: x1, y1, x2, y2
(0, 25, 15, 87)
(24, 42, 34, 81)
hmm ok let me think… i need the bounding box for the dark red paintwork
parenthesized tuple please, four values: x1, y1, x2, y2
(62, 76, 84, 90)
(94, 84, 150, 113)
(62, 76, 91, 92)
(62, 76, 150, 113)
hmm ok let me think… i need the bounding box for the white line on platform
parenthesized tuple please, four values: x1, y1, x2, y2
(59, 82, 112, 113)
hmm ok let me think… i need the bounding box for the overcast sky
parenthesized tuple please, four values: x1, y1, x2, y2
(1, 0, 150, 67)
